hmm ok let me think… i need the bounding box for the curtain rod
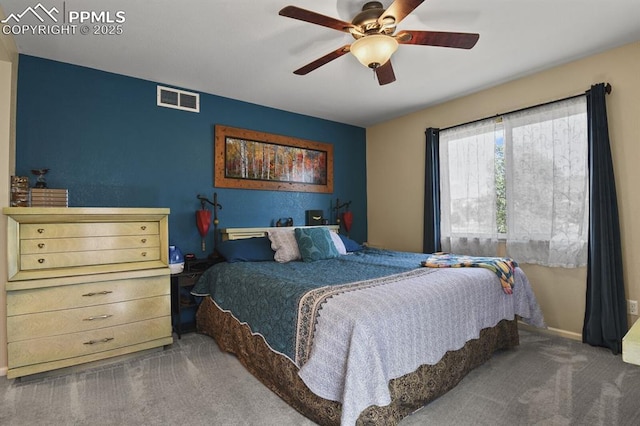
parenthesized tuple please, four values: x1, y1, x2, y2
(440, 82, 611, 132)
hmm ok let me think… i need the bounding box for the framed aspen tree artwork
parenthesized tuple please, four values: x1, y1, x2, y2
(214, 125, 333, 193)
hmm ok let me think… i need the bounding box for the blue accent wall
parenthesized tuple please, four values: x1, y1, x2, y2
(15, 55, 367, 256)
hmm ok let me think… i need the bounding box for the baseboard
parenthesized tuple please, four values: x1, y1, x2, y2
(0, 366, 7, 377)
(518, 321, 582, 341)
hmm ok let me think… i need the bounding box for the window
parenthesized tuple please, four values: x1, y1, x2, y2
(439, 96, 588, 267)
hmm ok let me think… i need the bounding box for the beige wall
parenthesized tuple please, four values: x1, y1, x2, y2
(0, 6, 18, 375)
(367, 41, 640, 338)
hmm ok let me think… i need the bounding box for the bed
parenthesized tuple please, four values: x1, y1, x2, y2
(192, 226, 545, 425)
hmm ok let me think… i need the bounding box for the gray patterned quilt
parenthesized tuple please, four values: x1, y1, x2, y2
(192, 248, 545, 425)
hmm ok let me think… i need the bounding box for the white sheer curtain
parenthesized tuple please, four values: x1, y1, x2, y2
(439, 119, 499, 256)
(503, 97, 588, 267)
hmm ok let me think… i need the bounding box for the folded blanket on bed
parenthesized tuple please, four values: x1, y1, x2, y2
(421, 253, 517, 294)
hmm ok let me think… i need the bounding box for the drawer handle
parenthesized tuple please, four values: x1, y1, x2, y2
(37, 258, 45, 264)
(141, 225, 147, 231)
(83, 337, 114, 345)
(37, 228, 45, 234)
(82, 290, 113, 297)
(141, 238, 147, 243)
(141, 252, 147, 257)
(38, 243, 45, 249)
(83, 314, 113, 321)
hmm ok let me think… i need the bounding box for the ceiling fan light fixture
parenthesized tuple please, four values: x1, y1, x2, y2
(350, 34, 398, 69)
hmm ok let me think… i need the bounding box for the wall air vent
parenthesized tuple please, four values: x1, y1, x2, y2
(157, 85, 200, 113)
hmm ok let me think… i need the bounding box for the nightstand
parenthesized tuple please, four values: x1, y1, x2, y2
(170, 257, 216, 338)
(171, 256, 224, 339)
(170, 271, 200, 338)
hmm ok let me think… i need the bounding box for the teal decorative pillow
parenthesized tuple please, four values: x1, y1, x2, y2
(294, 227, 339, 262)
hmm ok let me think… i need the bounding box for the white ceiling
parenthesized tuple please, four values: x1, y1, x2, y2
(2, 0, 640, 127)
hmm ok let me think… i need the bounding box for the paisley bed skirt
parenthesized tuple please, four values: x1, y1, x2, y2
(196, 296, 519, 425)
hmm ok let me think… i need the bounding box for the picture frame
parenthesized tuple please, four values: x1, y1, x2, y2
(214, 125, 334, 193)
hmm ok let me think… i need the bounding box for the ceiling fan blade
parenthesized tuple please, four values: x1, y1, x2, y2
(293, 45, 351, 75)
(375, 61, 396, 85)
(396, 30, 479, 49)
(380, 0, 425, 25)
(279, 6, 353, 33)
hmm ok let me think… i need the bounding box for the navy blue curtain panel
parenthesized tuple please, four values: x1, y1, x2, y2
(582, 83, 627, 355)
(424, 128, 441, 254)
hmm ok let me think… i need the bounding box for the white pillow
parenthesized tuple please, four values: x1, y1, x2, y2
(330, 231, 347, 255)
(267, 228, 300, 263)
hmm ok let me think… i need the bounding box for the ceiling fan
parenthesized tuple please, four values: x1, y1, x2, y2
(279, 0, 479, 85)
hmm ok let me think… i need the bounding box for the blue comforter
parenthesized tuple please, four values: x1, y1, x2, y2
(191, 248, 425, 361)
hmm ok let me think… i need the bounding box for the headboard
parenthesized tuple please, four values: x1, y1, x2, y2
(221, 225, 340, 241)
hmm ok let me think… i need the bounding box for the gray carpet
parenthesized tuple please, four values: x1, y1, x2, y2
(1, 328, 640, 425)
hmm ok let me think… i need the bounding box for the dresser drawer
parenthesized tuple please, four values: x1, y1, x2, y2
(8, 295, 170, 342)
(8, 316, 171, 368)
(7, 274, 169, 315)
(5, 208, 170, 282)
(20, 222, 159, 239)
(20, 235, 160, 254)
(21, 247, 161, 270)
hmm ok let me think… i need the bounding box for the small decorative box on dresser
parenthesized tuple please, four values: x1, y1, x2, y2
(29, 188, 69, 207)
(2, 207, 173, 379)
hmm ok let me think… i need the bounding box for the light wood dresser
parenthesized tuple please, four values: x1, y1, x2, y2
(3, 207, 173, 379)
